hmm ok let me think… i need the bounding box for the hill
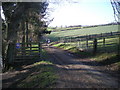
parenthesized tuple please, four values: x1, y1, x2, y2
(47, 25, 119, 41)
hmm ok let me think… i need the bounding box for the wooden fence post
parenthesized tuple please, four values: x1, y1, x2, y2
(76, 38, 78, 47)
(93, 38, 97, 54)
(70, 37, 71, 43)
(78, 39, 80, 48)
(30, 42, 32, 55)
(69, 37, 71, 46)
(38, 42, 41, 58)
(111, 32, 113, 36)
(59, 37, 61, 43)
(79, 38, 81, 49)
(101, 33, 103, 37)
(103, 38, 106, 52)
(86, 38, 88, 49)
(80, 39, 83, 49)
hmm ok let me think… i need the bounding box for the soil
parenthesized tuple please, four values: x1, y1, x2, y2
(1, 44, 120, 88)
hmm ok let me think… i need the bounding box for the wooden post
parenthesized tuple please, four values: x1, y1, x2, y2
(60, 37, 62, 43)
(14, 43, 17, 62)
(111, 31, 113, 36)
(62, 38, 65, 44)
(26, 21, 29, 47)
(101, 33, 103, 37)
(30, 42, 32, 55)
(76, 38, 78, 47)
(78, 39, 80, 48)
(70, 37, 71, 44)
(38, 42, 41, 58)
(64, 38, 66, 44)
(103, 38, 105, 52)
(80, 39, 83, 48)
(86, 38, 88, 49)
(22, 20, 25, 55)
(93, 38, 97, 54)
(59, 37, 61, 43)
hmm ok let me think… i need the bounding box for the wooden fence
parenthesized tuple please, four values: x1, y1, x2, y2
(60, 32, 119, 42)
(59, 31, 120, 53)
(14, 42, 41, 62)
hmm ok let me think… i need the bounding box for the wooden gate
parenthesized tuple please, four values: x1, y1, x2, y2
(14, 42, 41, 62)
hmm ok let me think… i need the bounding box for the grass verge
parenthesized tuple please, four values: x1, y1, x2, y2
(91, 53, 120, 72)
(16, 48, 58, 88)
(4, 49, 58, 88)
(17, 60, 58, 88)
(53, 43, 93, 58)
(53, 42, 120, 72)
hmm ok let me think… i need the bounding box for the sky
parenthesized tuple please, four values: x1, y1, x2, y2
(47, 0, 115, 27)
(1, 0, 115, 27)
(1, 6, 5, 20)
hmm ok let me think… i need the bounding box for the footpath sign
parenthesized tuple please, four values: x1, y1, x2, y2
(16, 43, 20, 49)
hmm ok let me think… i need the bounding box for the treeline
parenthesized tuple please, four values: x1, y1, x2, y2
(50, 22, 118, 32)
(82, 22, 118, 29)
(2, 2, 50, 69)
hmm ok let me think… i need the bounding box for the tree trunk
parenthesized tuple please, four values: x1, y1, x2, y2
(22, 20, 26, 55)
(5, 19, 26, 68)
(6, 42, 15, 64)
(5, 21, 18, 68)
(26, 21, 29, 47)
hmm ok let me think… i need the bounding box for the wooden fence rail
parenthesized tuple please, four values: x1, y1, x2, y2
(59, 31, 119, 53)
(60, 31, 120, 42)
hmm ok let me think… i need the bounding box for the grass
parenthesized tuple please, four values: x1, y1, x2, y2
(53, 43, 93, 58)
(52, 36, 120, 72)
(47, 25, 118, 41)
(17, 60, 58, 88)
(15, 49, 58, 88)
(33, 60, 52, 65)
(53, 36, 118, 52)
(90, 52, 120, 71)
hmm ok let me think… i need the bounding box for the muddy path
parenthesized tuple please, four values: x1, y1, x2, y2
(43, 45, 119, 88)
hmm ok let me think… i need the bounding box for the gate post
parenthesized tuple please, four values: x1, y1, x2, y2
(38, 42, 41, 59)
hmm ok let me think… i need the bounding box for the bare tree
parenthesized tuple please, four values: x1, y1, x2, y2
(110, 0, 120, 56)
(110, 0, 120, 23)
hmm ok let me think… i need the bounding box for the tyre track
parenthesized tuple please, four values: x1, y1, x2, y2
(44, 45, 119, 88)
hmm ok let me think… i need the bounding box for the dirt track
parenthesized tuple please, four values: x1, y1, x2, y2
(2, 45, 119, 88)
(44, 45, 119, 88)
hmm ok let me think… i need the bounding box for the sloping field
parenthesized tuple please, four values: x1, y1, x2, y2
(47, 25, 119, 41)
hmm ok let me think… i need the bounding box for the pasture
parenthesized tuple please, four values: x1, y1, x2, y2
(47, 25, 119, 41)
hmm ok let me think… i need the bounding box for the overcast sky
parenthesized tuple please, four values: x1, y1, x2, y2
(48, 0, 115, 27)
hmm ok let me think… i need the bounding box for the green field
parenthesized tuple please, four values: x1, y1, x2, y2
(47, 25, 120, 72)
(47, 25, 119, 41)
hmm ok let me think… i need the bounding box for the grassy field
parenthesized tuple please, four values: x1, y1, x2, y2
(47, 25, 118, 41)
